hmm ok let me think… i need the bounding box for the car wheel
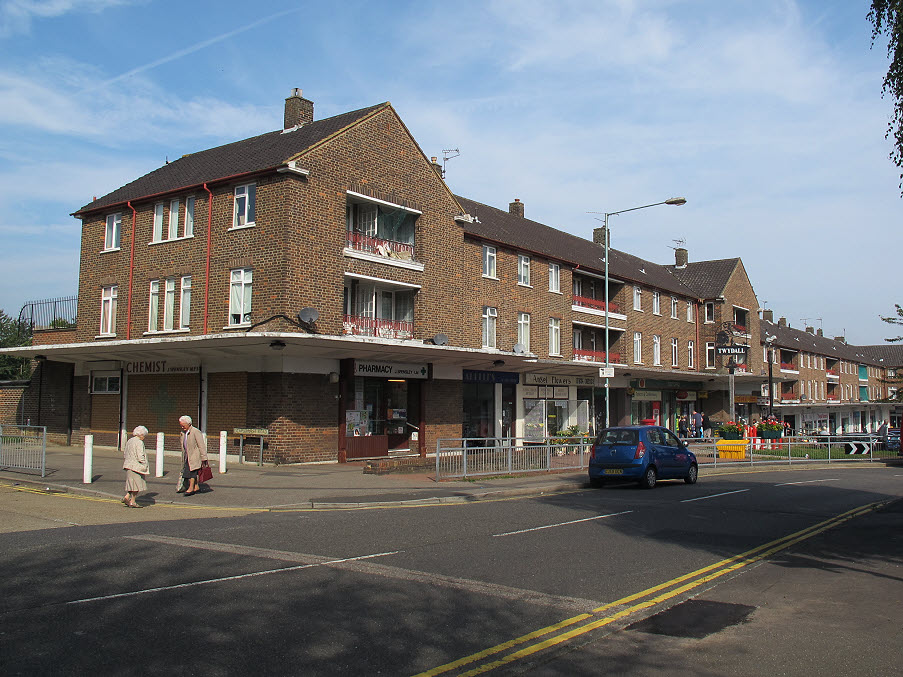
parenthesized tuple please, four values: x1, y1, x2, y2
(684, 464, 698, 484)
(589, 477, 604, 488)
(640, 466, 657, 489)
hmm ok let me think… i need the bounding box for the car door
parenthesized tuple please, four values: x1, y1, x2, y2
(645, 428, 674, 474)
(662, 428, 689, 475)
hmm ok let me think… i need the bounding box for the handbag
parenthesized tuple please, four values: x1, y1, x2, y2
(197, 461, 213, 484)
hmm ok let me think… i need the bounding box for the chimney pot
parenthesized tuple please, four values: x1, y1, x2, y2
(674, 247, 688, 268)
(593, 226, 609, 247)
(762, 309, 774, 323)
(778, 317, 787, 327)
(834, 336, 846, 343)
(817, 328, 823, 336)
(284, 88, 314, 129)
(509, 199, 525, 218)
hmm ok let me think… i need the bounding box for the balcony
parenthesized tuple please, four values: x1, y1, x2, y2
(346, 232, 414, 260)
(732, 323, 748, 334)
(826, 396, 839, 403)
(573, 295, 620, 314)
(342, 315, 413, 340)
(781, 393, 799, 402)
(573, 349, 622, 364)
(780, 362, 798, 373)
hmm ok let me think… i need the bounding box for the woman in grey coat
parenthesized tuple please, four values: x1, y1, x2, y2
(122, 426, 150, 508)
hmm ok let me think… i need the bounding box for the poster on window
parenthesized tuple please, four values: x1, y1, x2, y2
(346, 410, 369, 436)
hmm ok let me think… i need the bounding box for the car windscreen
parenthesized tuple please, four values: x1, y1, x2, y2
(596, 429, 639, 445)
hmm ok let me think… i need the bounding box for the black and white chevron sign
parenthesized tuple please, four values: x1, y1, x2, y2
(844, 442, 870, 454)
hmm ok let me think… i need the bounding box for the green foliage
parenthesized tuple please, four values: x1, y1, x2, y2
(869, 1, 903, 191)
(756, 421, 784, 432)
(880, 302, 903, 342)
(717, 421, 743, 437)
(0, 309, 31, 380)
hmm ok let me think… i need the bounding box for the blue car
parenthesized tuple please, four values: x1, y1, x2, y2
(588, 425, 698, 489)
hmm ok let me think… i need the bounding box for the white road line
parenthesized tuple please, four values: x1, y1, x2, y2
(681, 489, 749, 503)
(64, 551, 399, 606)
(775, 478, 839, 486)
(493, 511, 633, 537)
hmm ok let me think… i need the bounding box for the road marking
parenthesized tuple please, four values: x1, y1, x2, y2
(775, 478, 839, 486)
(413, 499, 892, 677)
(492, 511, 633, 537)
(61, 550, 399, 607)
(680, 489, 749, 503)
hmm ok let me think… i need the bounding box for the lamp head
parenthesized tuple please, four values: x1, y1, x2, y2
(665, 197, 687, 206)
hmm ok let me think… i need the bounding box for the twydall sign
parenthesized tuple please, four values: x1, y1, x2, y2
(354, 360, 428, 379)
(716, 345, 749, 356)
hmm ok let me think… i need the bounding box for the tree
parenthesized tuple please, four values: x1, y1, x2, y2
(869, 1, 903, 190)
(0, 309, 31, 380)
(881, 302, 903, 342)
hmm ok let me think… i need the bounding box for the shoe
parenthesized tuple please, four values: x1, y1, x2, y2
(121, 498, 129, 506)
(128, 504, 142, 508)
(176, 489, 186, 494)
(184, 491, 196, 496)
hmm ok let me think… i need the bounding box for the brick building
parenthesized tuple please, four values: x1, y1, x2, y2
(1, 89, 897, 458)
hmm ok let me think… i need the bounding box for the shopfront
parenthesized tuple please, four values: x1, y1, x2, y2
(462, 369, 518, 441)
(521, 373, 593, 441)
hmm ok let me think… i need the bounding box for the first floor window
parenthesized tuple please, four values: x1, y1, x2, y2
(705, 301, 715, 322)
(100, 285, 118, 335)
(184, 197, 195, 237)
(633, 286, 642, 311)
(671, 338, 678, 366)
(153, 203, 165, 241)
(671, 297, 679, 318)
(549, 318, 561, 356)
(482, 306, 497, 348)
(148, 280, 160, 332)
(548, 263, 560, 292)
(517, 312, 531, 352)
(148, 277, 181, 331)
(688, 340, 695, 368)
(686, 301, 694, 322)
(652, 335, 661, 365)
(652, 291, 661, 315)
(633, 332, 642, 363)
(233, 184, 256, 228)
(180, 276, 192, 328)
(482, 245, 497, 278)
(168, 199, 180, 239)
(518, 254, 531, 286)
(104, 213, 121, 250)
(706, 342, 716, 368)
(229, 268, 253, 325)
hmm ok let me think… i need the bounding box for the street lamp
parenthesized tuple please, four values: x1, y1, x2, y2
(765, 334, 777, 418)
(589, 197, 687, 429)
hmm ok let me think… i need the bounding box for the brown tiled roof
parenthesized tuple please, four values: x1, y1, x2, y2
(454, 196, 699, 297)
(759, 320, 887, 365)
(668, 259, 740, 299)
(855, 343, 903, 366)
(75, 103, 388, 215)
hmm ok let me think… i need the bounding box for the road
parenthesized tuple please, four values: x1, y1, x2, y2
(0, 466, 901, 676)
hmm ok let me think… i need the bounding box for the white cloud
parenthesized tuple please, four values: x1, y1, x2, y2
(0, 0, 132, 37)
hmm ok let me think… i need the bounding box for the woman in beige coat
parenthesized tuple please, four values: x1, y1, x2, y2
(122, 426, 149, 507)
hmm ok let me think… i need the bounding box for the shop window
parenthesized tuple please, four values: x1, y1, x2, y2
(91, 371, 121, 394)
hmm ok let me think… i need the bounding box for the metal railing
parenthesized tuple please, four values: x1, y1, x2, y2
(18, 296, 77, 333)
(0, 424, 47, 476)
(682, 434, 895, 468)
(436, 437, 591, 480)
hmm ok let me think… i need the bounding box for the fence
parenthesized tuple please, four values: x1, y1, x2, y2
(683, 434, 895, 467)
(0, 424, 47, 477)
(17, 295, 77, 334)
(435, 437, 590, 480)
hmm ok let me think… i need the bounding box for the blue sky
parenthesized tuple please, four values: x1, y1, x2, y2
(0, 0, 899, 345)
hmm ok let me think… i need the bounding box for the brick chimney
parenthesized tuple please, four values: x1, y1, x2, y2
(674, 247, 688, 268)
(762, 309, 774, 323)
(817, 328, 823, 336)
(593, 226, 609, 247)
(509, 198, 525, 218)
(429, 156, 444, 178)
(778, 317, 787, 327)
(805, 326, 814, 334)
(834, 336, 846, 344)
(284, 88, 313, 129)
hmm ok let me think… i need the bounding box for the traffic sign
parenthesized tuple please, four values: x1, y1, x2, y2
(845, 442, 870, 454)
(598, 367, 615, 378)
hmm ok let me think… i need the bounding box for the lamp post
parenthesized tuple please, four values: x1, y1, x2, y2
(590, 197, 687, 429)
(765, 334, 776, 418)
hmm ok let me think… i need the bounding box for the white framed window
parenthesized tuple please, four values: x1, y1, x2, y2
(652, 291, 661, 315)
(548, 263, 560, 293)
(153, 203, 165, 241)
(100, 285, 117, 336)
(705, 302, 715, 322)
(686, 301, 694, 322)
(517, 312, 531, 352)
(148, 280, 160, 332)
(482, 306, 497, 348)
(482, 245, 497, 278)
(518, 255, 531, 286)
(706, 342, 716, 368)
(148, 277, 181, 332)
(163, 277, 175, 330)
(688, 340, 695, 368)
(633, 332, 643, 363)
(184, 197, 195, 238)
(671, 297, 679, 319)
(91, 371, 121, 394)
(233, 183, 256, 228)
(104, 213, 121, 251)
(180, 276, 191, 329)
(168, 199, 180, 239)
(633, 286, 642, 311)
(549, 318, 561, 356)
(229, 268, 253, 326)
(671, 338, 679, 366)
(653, 335, 661, 365)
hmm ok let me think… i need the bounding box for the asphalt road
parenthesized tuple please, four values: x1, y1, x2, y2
(1, 466, 901, 676)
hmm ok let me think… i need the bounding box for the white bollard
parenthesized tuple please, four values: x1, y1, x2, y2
(156, 432, 165, 478)
(219, 431, 228, 474)
(83, 435, 93, 484)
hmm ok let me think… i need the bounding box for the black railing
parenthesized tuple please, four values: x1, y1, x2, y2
(18, 296, 77, 335)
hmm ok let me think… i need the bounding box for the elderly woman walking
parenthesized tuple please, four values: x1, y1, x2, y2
(122, 425, 150, 508)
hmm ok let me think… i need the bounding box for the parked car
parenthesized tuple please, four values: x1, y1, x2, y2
(887, 429, 900, 453)
(588, 425, 698, 489)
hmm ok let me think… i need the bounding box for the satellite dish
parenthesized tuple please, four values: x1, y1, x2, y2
(432, 333, 448, 346)
(298, 307, 319, 324)
(513, 343, 526, 355)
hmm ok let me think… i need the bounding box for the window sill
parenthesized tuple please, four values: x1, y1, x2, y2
(518, 283, 533, 289)
(549, 354, 562, 358)
(482, 274, 499, 281)
(228, 223, 256, 232)
(95, 334, 117, 339)
(101, 247, 121, 254)
(549, 289, 562, 294)
(652, 311, 661, 316)
(143, 329, 190, 336)
(149, 235, 195, 246)
(633, 308, 643, 313)
(223, 323, 251, 330)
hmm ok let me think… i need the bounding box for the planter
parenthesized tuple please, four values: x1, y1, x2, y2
(718, 431, 741, 440)
(716, 439, 747, 459)
(758, 430, 782, 439)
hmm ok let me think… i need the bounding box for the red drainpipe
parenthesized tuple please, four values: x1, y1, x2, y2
(695, 300, 701, 370)
(126, 201, 137, 340)
(203, 184, 213, 334)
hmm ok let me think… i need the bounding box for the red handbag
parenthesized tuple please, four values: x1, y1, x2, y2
(197, 462, 213, 484)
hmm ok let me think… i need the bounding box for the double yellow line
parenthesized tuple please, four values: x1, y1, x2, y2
(414, 499, 891, 677)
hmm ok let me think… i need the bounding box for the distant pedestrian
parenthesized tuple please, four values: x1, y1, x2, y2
(179, 415, 208, 496)
(122, 426, 149, 508)
(702, 412, 712, 438)
(678, 415, 690, 438)
(692, 410, 704, 439)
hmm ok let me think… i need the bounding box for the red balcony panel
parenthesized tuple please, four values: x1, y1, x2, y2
(780, 362, 796, 370)
(343, 315, 413, 340)
(573, 296, 619, 313)
(825, 368, 838, 376)
(781, 393, 798, 401)
(573, 349, 622, 363)
(346, 232, 414, 258)
(732, 323, 747, 334)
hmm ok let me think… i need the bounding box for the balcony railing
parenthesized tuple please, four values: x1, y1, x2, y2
(781, 393, 799, 401)
(346, 232, 415, 259)
(826, 396, 839, 402)
(573, 296, 620, 313)
(780, 362, 797, 371)
(343, 315, 413, 340)
(825, 368, 839, 376)
(573, 349, 622, 364)
(732, 323, 748, 334)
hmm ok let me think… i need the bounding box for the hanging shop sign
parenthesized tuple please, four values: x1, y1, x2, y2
(354, 360, 428, 379)
(676, 391, 697, 401)
(525, 373, 596, 387)
(632, 390, 663, 401)
(716, 345, 749, 356)
(463, 370, 520, 384)
(735, 395, 760, 403)
(125, 360, 199, 375)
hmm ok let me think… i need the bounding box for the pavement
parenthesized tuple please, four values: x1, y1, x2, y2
(0, 444, 892, 510)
